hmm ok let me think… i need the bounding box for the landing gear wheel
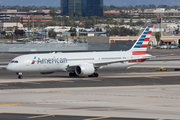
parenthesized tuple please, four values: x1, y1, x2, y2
(94, 73, 99, 77)
(17, 72, 23, 79)
(69, 73, 75, 77)
(18, 75, 23, 79)
(89, 73, 99, 78)
(69, 72, 79, 77)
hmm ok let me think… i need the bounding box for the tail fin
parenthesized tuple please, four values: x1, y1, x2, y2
(130, 24, 154, 55)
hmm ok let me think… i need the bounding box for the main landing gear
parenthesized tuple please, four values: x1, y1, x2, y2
(17, 72, 23, 79)
(88, 73, 99, 78)
(69, 72, 99, 77)
(69, 72, 79, 77)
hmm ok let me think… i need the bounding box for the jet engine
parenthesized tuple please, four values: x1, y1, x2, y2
(75, 64, 95, 76)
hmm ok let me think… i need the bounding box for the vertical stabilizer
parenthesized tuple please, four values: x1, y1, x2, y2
(130, 24, 154, 55)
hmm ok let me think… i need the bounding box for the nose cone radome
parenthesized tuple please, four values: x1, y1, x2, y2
(6, 64, 19, 72)
(6, 64, 12, 71)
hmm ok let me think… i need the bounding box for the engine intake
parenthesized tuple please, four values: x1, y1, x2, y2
(75, 64, 95, 76)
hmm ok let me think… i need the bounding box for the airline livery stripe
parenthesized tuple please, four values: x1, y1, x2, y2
(134, 45, 141, 48)
(139, 39, 144, 41)
(141, 35, 146, 38)
(145, 29, 149, 32)
(144, 38, 150, 41)
(132, 48, 147, 51)
(143, 32, 147, 34)
(138, 59, 146, 62)
(132, 51, 146, 55)
(145, 35, 151, 38)
(128, 59, 147, 63)
(143, 31, 152, 35)
(149, 27, 153, 29)
(137, 42, 143, 44)
(134, 44, 148, 48)
(137, 39, 150, 43)
(134, 47, 140, 48)
(139, 37, 146, 40)
(140, 44, 148, 48)
(135, 41, 148, 45)
(147, 31, 152, 34)
(128, 60, 137, 63)
(138, 59, 147, 62)
(142, 41, 149, 44)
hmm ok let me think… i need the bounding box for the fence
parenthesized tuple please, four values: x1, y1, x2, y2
(0, 41, 135, 53)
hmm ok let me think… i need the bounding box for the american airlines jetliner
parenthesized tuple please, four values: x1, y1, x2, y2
(6, 25, 154, 79)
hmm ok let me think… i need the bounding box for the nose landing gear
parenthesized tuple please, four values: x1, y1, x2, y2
(17, 72, 23, 79)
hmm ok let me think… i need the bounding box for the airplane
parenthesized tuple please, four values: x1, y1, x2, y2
(6, 24, 154, 79)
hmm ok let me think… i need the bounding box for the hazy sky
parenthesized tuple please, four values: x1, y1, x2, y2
(0, 0, 180, 6)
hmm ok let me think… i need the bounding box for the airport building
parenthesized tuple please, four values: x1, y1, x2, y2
(11, 15, 53, 25)
(0, 22, 23, 31)
(61, 0, 103, 17)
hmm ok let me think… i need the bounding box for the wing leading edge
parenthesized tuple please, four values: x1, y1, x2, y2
(68, 55, 155, 68)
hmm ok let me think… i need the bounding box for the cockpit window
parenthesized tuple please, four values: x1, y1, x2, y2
(11, 60, 18, 63)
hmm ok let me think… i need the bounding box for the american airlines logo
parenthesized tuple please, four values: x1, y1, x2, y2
(32, 56, 67, 64)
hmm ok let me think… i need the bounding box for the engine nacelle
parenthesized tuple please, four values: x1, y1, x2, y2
(75, 64, 95, 76)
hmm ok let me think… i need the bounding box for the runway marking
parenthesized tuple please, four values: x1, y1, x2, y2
(0, 84, 8, 86)
(89, 79, 102, 81)
(84, 116, 110, 120)
(0, 104, 21, 106)
(0, 102, 54, 106)
(0, 93, 13, 95)
(22, 81, 41, 84)
(27, 114, 54, 119)
(148, 95, 180, 99)
(35, 91, 73, 93)
(162, 87, 180, 92)
(101, 71, 180, 78)
(60, 81, 74, 82)
(145, 76, 161, 79)
(36, 102, 54, 105)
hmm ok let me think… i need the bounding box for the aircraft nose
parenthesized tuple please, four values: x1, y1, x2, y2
(6, 64, 12, 71)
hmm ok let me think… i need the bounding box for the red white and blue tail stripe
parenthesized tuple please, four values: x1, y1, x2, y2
(130, 24, 154, 55)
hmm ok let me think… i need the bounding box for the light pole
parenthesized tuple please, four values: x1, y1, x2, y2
(74, 0, 76, 16)
(16, 14, 18, 41)
(43, 23, 46, 43)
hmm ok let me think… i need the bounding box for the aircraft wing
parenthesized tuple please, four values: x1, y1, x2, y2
(93, 56, 155, 67)
(68, 56, 155, 68)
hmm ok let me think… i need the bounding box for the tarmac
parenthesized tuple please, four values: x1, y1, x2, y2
(0, 49, 180, 120)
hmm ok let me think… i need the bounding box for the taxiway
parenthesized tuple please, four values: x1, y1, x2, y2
(0, 49, 180, 120)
